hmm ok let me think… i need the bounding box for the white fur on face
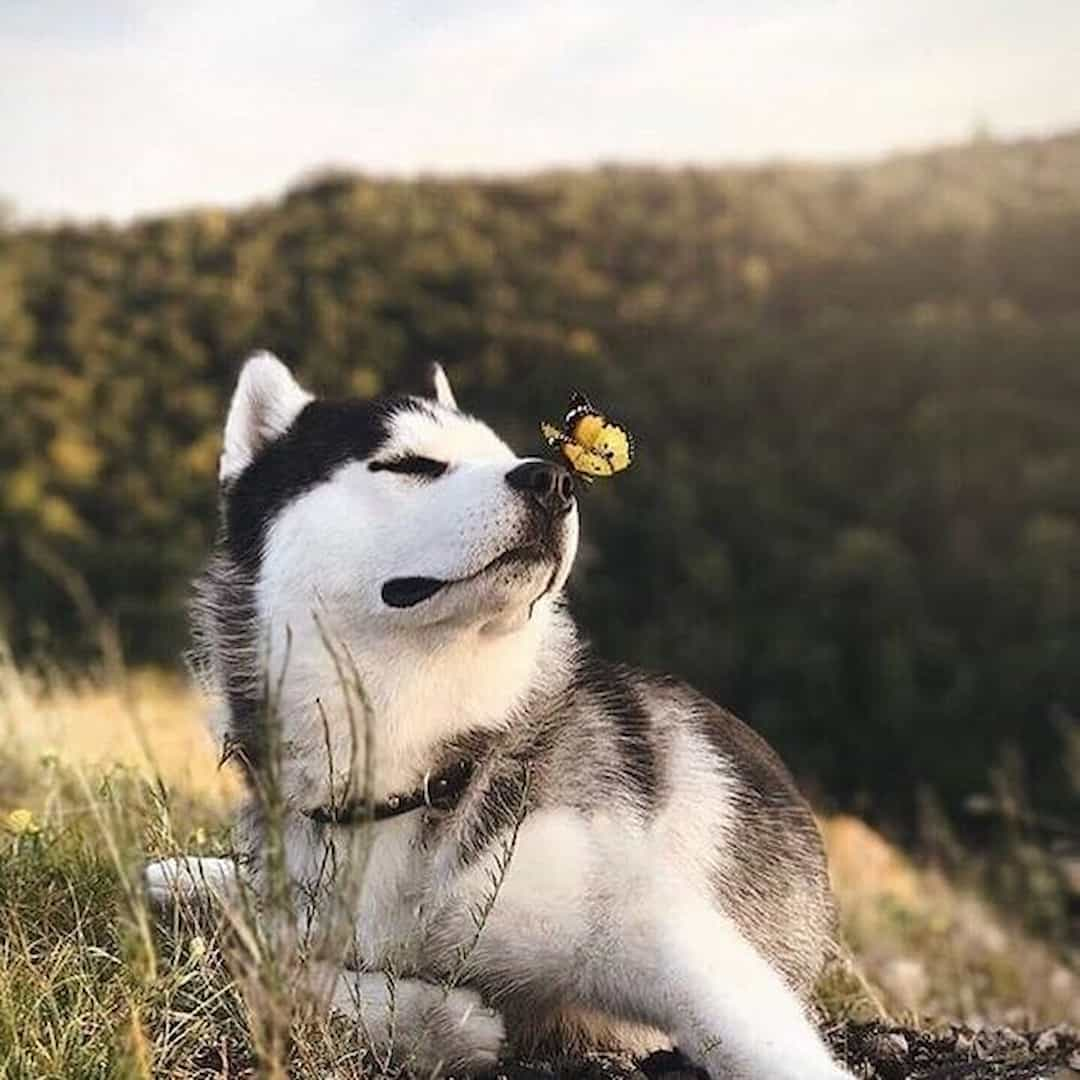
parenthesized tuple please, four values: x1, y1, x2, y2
(259, 403, 579, 638)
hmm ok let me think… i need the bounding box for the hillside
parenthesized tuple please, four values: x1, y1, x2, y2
(2, 130, 1080, 829)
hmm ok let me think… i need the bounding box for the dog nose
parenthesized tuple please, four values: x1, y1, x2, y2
(505, 460, 575, 516)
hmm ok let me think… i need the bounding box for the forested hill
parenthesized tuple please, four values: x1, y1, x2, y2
(3, 130, 1080, 826)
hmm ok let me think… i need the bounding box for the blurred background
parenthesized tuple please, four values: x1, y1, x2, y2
(1, 0, 1079, 1037)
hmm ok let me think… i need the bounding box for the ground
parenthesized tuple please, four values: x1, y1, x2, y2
(824, 1022, 1080, 1079)
(169, 1024, 1080, 1078)
(0, 663, 1076, 1079)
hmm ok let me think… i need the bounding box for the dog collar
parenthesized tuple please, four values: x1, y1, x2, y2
(305, 757, 475, 826)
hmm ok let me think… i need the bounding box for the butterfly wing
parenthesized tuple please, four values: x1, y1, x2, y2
(561, 441, 610, 478)
(544, 394, 633, 481)
(564, 391, 597, 430)
(569, 412, 605, 447)
(571, 411, 632, 476)
(540, 421, 569, 448)
(596, 424, 633, 473)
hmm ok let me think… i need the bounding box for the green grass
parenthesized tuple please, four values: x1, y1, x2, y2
(0, 773, 239, 1078)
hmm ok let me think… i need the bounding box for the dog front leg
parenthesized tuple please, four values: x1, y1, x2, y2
(610, 903, 853, 1080)
(307, 963, 506, 1077)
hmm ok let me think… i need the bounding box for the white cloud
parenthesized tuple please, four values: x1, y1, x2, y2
(2, 0, 1078, 221)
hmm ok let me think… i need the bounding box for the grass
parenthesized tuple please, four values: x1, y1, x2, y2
(819, 816, 1078, 1029)
(0, 654, 1076, 1078)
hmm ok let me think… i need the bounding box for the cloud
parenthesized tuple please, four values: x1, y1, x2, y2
(2, 0, 1078, 221)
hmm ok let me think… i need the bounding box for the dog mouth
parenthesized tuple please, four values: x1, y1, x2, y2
(381, 576, 448, 608)
(381, 543, 551, 609)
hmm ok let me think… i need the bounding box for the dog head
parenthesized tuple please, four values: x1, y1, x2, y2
(196, 351, 583, 795)
(216, 351, 579, 647)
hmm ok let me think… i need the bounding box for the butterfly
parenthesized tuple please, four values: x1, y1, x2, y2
(540, 392, 634, 481)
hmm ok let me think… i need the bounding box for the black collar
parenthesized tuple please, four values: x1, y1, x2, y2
(305, 757, 475, 826)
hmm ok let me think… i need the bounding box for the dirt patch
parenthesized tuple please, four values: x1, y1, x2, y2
(182, 1022, 1080, 1078)
(488, 1023, 1080, 1080)
(826, 1022, 1080, 1080)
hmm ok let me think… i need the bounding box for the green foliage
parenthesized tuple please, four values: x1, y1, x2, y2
(3, 132, 1080, 827)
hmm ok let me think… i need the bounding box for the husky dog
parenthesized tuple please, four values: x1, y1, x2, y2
(147, 352, 852, 1079)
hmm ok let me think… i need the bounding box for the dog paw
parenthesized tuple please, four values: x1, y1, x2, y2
(143, 857, 238, 909)
(420, 986, 506, 1074)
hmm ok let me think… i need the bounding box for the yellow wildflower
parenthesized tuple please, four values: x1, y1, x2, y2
(6, 809, 40, 835)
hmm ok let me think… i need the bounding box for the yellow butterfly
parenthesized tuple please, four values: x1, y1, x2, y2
(541, 392, 634, 481)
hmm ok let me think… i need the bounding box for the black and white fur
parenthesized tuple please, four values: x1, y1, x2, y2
(147, 353, 852, 1079)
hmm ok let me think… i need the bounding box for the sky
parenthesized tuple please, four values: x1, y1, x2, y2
(2, 0, 1079, 222)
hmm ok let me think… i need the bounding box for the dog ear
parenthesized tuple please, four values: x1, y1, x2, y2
(428, 362, 458, 410)
(393, 361, 459, 409)
(220, 351, 313, 484)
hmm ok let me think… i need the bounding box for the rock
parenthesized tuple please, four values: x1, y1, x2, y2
(865, 1030, 909, 1080)
(953, 1029, 975, 1054)
(974, 1025, 1028, 1061)
(1037, 1026, 1069, 1054)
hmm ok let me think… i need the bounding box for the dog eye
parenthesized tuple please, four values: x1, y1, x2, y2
(369, 455, 448, 479)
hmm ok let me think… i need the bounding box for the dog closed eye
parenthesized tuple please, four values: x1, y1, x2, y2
(369, 455, 449, 479)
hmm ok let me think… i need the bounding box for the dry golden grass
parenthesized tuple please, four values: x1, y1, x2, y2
(821, 816, 1079, 1027)
(0, 663, 241, 810)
